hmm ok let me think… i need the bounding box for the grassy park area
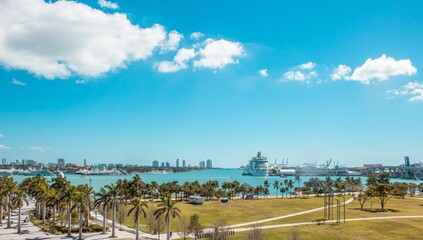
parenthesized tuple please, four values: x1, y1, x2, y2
(107, 195, 423, 239)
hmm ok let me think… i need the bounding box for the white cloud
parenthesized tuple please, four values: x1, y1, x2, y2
(0, 0, 167, 79)
(160, 30, 183, 53)
(28, 146, 51, 152)
(259, 69, 269, 77)
(156, 48, 196, 73)
(10, 78, 27, 86)
(193, 39, 244, 69)
(283, 71, 306, 81)
(280, 62, 318, 83)
(190, 32, 204, 40)
(387, 81, 423, 102)
(330, 65, 352, 80)
(98, 0, 118, 9)
(299, 62, 316, 70)
(0, 144, 10, 150)
(0, 134, 3, 138)
(349, 54, 417, 84)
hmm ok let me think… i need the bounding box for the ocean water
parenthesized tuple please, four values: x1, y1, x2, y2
(10, 168, 423, 193)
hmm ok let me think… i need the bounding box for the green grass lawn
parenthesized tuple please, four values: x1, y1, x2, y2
(230, 218, 423, 240)
(103, 196, 423, 238)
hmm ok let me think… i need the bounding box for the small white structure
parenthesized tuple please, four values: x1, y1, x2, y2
(188, 196, 205, 205)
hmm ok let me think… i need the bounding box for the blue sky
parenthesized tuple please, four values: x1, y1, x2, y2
(1, 0, 422, 167)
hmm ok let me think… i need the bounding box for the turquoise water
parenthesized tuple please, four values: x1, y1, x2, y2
(10, 168, 423, 193)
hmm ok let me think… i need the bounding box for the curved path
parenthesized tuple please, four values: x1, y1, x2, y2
(229, 196, 355, 228)
(231, 215, 423, 233)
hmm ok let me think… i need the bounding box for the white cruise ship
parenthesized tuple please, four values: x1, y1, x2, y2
(242, 151, 269, 176)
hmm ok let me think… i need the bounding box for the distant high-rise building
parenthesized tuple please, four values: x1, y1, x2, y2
(176, 159, 180, 168)
(152, 160, 159, 167)
(160, 162, 165, 167)
(405, 156, 410, 167)
(83, 158, 87, 166)
(182, 159, 186, 168)
(57, 158, 66, 169)
(1, 158, 7, 165)
(165, 162, 170, 167)
(22, 159, 37, 166)
(206, 159, 213, 169)
(199, 161, 206, 168)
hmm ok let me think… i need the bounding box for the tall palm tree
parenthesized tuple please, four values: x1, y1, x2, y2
(105, 183, 121, 238)
(154, 193, 181, 240)
(128, 197, 148, 240)
(273, 180, 280, 198)
(94, 187, 110, 234)
(263, 179, 270, 198)
(61, 185, 78, 237)
(46, 187, 60, 227)
(2, 176, 17, 228)
(0, 176, 10, 225)
(72, 185, 90, 240)
(12, 187, 29, 234)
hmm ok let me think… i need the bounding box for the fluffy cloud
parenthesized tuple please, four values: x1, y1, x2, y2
(156, 48, 196, 73)
(0, 0, 167, 79)
(98, 0, 118, 9)
(0, 144, 10, 150)
(281, 62, 318, 83)
(283, 71, 306, 81)
(330, 65, 352, 80)
(259, 69, 269, 77)
(299, 62, 316, 70)
(349, 55, 417, 84)
(160, 30, 183, 53)
(190, 32, 205, 40)
(194, 39, 244, 69)
(10, 78, 27, 86)
(387, 81, 423, 102)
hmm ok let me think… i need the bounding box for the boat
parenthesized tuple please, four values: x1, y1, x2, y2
(242, 151, 269, 176)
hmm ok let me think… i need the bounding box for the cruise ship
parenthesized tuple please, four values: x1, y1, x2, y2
(242, 151, 269, 176)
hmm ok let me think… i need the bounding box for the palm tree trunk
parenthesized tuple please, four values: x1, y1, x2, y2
(17, 206, 21, 234)
(166, 215, 170, 240)
(36, 202, 40, 219)
(111, 204, 116, 237)
(67, 202, 72, 237)
(102, 205, 107, 234)
(79, 207, 83, 240)
(52, 205, 56, 227)
(0, 203, 3, 224)
(135, 211, 139, 240)
(42, 201, 46, 224)
(7, 195, 11, 228)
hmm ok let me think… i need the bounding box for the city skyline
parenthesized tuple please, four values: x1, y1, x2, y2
(1, 0, 423, 168)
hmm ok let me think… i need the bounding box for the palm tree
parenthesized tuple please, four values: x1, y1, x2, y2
(94, 187, 110, 234)
(0, 176, 11, 225)
(2, 176, 17, 228)
(263, 180, 270, 198)
(154, 193, 181, 240)
(46, 187, 60, 227)
(12, 187, 29, 234)
(72, 185, 91, 240)
(105, 183, 121, 238)
(128, 197, 148, 240)
(273, 180, 280, 198)
(61, 185, 78, 237)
